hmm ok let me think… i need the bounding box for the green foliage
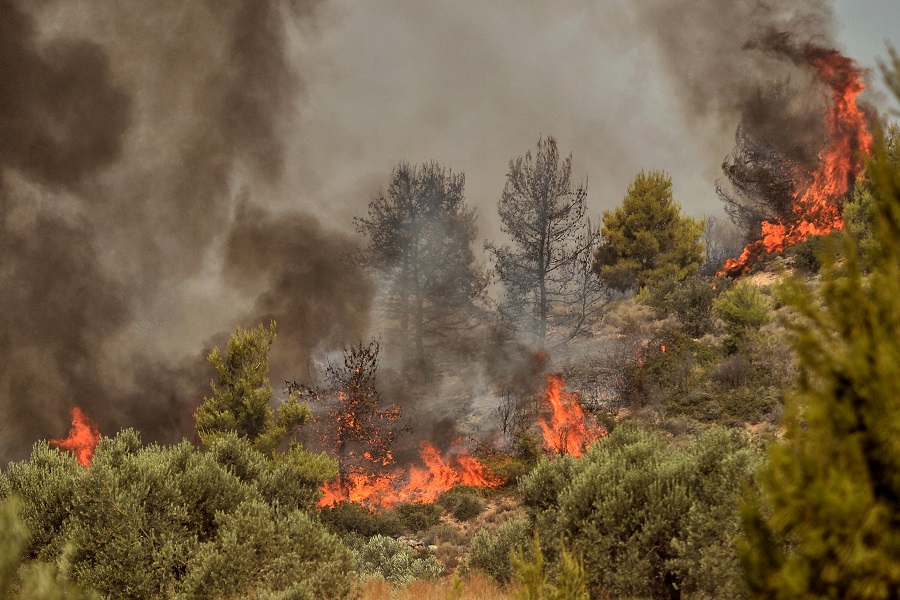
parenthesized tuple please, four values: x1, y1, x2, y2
(518, 426, 758, 599)
(2, 429, 343, 599)
(319, 501, 404, 538)
(642, 273, 729, 336)
(354, 534, 442, 584)
(180, 501, 355, 600)
(0, 496, 98, 600)
(510, 533, 589, 600)
(594, 170, 706, 292)
(714, 281, 771, 352)
(739, 104, 900, 597)
(0, 441, 83, 560)
(782, 232, 838, 274)
(437, 491, 484, 522)
(195, 322, 311, 455)
(468, 515, 532, 583)
(393, 502, 444, 533)
(843, 125, 900, 268)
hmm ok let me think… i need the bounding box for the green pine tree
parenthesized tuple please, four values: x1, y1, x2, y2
(593, 170, 705, 292)
(194, 322, 311, 455)
(739, 62, 900, 598)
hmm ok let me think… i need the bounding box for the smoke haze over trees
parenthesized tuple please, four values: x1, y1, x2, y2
(0, 0, 897, 463)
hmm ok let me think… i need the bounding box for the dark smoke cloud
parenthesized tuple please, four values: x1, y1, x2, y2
(0, 0, 130, 187)
(0, 0, 132, 459)
(0, 0, 374, 463)
(223, 199, 374, 380)
(626, 0, 836, 128)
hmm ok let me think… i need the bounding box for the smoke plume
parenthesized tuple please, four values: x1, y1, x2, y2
(0, 0, 373, 462)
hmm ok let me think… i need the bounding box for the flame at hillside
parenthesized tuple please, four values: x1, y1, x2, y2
(50, 407, 100, 467)
(539, 374, 607, 457)
(318, 440, 502, 510)
(719, 43, 873, 276)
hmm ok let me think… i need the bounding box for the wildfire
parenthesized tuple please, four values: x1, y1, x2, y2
(720, 44, 873, 276)
(318, 440, 503, 510)
(50, 407, 100, 467)
(539, 374, 606, 457)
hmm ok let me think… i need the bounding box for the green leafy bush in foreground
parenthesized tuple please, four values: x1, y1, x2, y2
(518, 426, 759, 599)
(0, 431, 352, 599)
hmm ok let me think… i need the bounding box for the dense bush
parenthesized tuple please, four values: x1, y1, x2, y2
(714, 281, 772, 352)
(180, 501, 355, 600)
(437, 490, 484, 522)
(393, 501, 444, 532)
(0, 430, 350, 599)
(354, 535, 442, 584)
(0, 496, 97, 600)
(517, 426, 759, 599)
(467, 515, 531, 583)
(642, 273, 728, 337)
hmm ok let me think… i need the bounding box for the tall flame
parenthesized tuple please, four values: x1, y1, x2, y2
(318, 440, 502, 510)
(539, 374, 606, 457)
(50, 407, 100, 467)
(720, 46, 873, 276)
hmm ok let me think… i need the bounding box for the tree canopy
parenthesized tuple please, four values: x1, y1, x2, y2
(356, 161, 486, 374)
(194, 322, 310, 455)
(593, 170, 705, 292)
(487, 136, 607, 348)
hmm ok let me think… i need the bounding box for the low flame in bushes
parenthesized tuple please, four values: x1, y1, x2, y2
(51, 407, 100, 467)
(318, 440, 502, 510)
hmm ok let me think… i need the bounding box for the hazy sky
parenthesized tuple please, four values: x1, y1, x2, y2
(287, 0, 900, 236)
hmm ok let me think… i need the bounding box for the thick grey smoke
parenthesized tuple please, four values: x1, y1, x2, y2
(0, 0, 373, 462)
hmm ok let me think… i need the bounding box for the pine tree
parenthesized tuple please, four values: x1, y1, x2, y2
(739, 79, 900, 597)
(487, 136, 608, 349)
(195, 322, 310, 455)
(593, 170, 705, 292)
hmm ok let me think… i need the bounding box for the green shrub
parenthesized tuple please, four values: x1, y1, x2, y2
(714, 282, 771, 352)
(437, 491, 484, 522)
(642, 273, 727, 337)
(0, 441, 83, 560)
(0, 496, 98, 600)
(354, 535, 442, 584)
(468, 515, 532, 583)
(452, 494, 484, 521)
(319, 501, 404, 538)
(181, 501, 356, 599)
(510, 532, 589, 600)
(2, 429, 347, 599)
(393, 501, 444, 532)
(518, 426, 759, 599)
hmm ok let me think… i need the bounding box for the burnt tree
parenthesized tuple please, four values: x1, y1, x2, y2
(356, 162, 486, 375)
(487, 136, 608, 349)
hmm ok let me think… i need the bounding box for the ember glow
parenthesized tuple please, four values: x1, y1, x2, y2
(50, 407, 100, 467)
(539, 374, 606, 457)
(720, 45, 873, 276)
(318, 440, 502, 510)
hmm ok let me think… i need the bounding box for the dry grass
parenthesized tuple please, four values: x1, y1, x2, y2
(359, 574, 510, 600)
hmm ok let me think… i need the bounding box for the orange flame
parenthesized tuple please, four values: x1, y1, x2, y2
(539, 374, 606, 457)
(50, 407, 100, 467)
(318, 440, 502, 510)
(720, 47, 873, 276)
